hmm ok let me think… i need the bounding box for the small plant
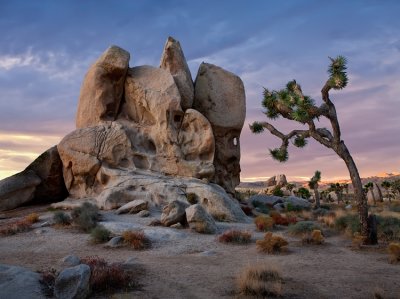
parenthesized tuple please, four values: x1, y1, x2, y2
(25, 213, 40, 224)
(81, 256, 135, 293)
(302, 229, 324, 245)
(351, 232, 366, 249)
(335, 214, 360, 236)
(0, 219, 32, 236)
(269, 211, 297, 226)
(272, 186, 284, 197)
(71, 202, 99, 232)
(218, 230, 252, 244)
(53, 211, 72, 226)
(90, 225, 111, 244)
(254, 215, 274, 232)
(186, 193, 198, 205)
(122, 230, 151, 250)
(388, 242, 400, 264)
(288, 221, 321, 236)
(256, 232, 288, 254)
(377, 216, 400, 242)
(237, 264, 282, 297)
(286, 202, 303, 212)
(38, 268, 58, 297)
(252, 200, 270, 214)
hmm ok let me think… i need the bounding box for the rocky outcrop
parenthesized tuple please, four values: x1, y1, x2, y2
(161, 200, 190, 227)
(76, 46, 130, 128)
(193, 63, 246, 195)
(55, 264, 91, 299)
(0, 264, 44, 299)
(160, 36, 194, 110)
(266, 174, 287, 187)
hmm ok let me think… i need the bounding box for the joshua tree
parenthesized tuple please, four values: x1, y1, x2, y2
(308, 171, 322, 208)
(328, 183, 344, 204)
(250, 56, 372, 243)
(381, 180, 392, 202)
(364, 182, 375, 205)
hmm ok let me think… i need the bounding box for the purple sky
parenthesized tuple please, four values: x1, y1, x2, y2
(0, 0, 399, 181)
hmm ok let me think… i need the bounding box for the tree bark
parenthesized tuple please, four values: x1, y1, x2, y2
(314, 187, 320, 208)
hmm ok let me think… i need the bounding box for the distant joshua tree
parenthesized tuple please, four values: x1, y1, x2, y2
(250, 56, 373, 243)
(364, 182, 375, 205)
(329, 183, 344, 204)
(308, 171, 322, 208)
(381, 180, 392, 202)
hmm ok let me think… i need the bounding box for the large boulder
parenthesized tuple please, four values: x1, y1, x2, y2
(161, 200, 190, 227)
(283, 196, 312, 209)
(185, 204, 217, 234)
(160, 36, 194, 110)
(55, 264, 91, 299)
(0, 170, 41, 211)
(249, 195, 283, 207)
(76, 45, 130, 128)
(193, 63, 246, 195)
(266, 174, 287, 187)
(0, 264, 44, 299)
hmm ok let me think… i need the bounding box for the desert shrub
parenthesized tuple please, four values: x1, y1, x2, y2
(38, 268, 58, 297)
(0, 219, 32, 236)
(351, 232, 366, 249)
(272, 186, 284, 197)
(53, 211, 72, 226)
(25, 213, 40, 224)
(254, 215, 274, 232)
(288, 221, 321, 236)
(269, 211, 297, 226)
(90, 225, 111, 244)
(388, 205, 400, 213)
(218, 230, 252, 244)
(186, 193, 198, 205)
(122, 230, 151, 250)
(317, 213, 336, 227)
(252, 200, 269, 214)
(388, 242, 400, 264)
(71, 202, 99, 232)
(81, 256, 135, 293)
(256, 232, 288, 254)
(296, 187, 311, 199)
(377, 216, 400, 242)
(334, 214, 360, 235)
(302, 229, 324, 245)
(237, 264, 282, 297)
(286, 202, 303, 212)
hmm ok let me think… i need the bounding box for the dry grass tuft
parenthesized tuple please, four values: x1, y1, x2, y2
(237, 264, 282, 297)
(218, 230, 252, 244)
(388, 242, 400, 264)
(122, 230, 151, 250)
(0, 219, 32, 236)
(302, 229, 325, 245)
(373, 286, 385, 299)
(256, 232, 288, 254)
(25, 213, 40, 224)
(351, 232, 366, 250)
(254, 215, 274, 232)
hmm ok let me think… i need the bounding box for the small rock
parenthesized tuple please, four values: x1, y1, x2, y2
(345, 204, 352, 210)
(34, 229, 47, 235)
(185, 204, 217, 234)
(137, 210, 150, 217)
(116, 199, 148, 215)
(55, 264, 91, 299)
(61, 255, 81, 267)
(124, 257, 138, 265)
(161, 200, 189, 227)
(170, 223, 184, 229)
(197, 250, 217, 256)
(104, 236, 124, 248)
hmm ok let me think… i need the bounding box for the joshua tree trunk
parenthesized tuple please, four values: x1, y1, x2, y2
(314, 187, 320, 208)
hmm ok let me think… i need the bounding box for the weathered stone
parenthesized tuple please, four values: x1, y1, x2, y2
(0, 264, 44, 299)
(55, 264, 91, 299)
(161, 200, 189, 227)
(61, 255, 81, 267)
(283, 196, 311, 209)
(137, 210, 150, 217)
(266, 174, 287, 187)
(193, 63, 245, 195)
(104, 236, 124, 248)
(76, 46, 130, 128)
(25, 146, 68, 203)
(249, 195, 283, 208)
(116, 199, 148, 214)
(0, 170, 40, 211)
(160, 36, 194, 110)
(185, 204, 217, 234)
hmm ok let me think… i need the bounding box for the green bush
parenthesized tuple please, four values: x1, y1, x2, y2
(53, 211, 71, 226)
(272, 186, 284, 197)
(335, 214, 360, 235)
(286, 203, 303, 212)
(296, 187, 311, 199)
(71, 202, 99, 232)
(377, 216, 400, 242)
(252, 200, 269, 214)
(288, 221, 321, 236)
(90, 225, 111, 244)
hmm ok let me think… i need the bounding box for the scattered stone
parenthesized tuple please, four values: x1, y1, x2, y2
(161, 200, 190, 227)
(54, 264, 91, 299)
(104, 236, 124, 248)
(61, 255, 81, 267)
(185, 204, 217, 234)
(116, 199, 148, 215)
(137, 210, 150, 217)
(0, 264, 43, 299)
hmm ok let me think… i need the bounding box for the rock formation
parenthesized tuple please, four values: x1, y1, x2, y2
(0, 37, 248, 223)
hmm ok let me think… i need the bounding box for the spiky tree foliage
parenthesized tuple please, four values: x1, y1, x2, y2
(250, 56, 372, 243)
(328, 183, 344, 204)
(308, 171, 322, 208)
(381, 180, 392, 202)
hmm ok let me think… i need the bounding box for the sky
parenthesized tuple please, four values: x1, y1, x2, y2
(0, 0, 399, 182)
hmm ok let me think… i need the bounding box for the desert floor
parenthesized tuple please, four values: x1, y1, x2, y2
(0, 205, 399, 299)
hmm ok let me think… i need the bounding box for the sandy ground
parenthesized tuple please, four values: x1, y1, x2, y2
(0, 205, 399, 299)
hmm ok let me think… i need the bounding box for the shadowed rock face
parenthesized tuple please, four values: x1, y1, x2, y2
(0, 37, 248, 222)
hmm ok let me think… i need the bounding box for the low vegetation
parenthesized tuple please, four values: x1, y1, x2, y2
(53, 211, 72, 226)
(0, 213, 41, 236)
(302, 229, 325, 245)
(218, 230, 252, 244)
(269, 211, 297, 226)
(237, 264, 282, 297)
(256, 232, 288, 254)
(71, 202, 100, 232)
(288, 221, 321, 236)
(254, 215, 274, 231)
(122, 230, 151, 250)
(90, 225, 111, 244)
(388, 242, 400, 264)
(25, 213, 40, 224)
